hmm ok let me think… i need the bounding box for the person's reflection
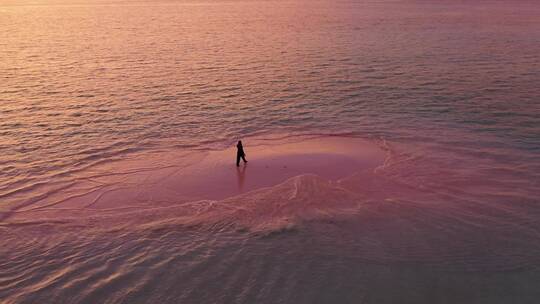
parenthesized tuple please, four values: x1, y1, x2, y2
(236, 163, 247, 192)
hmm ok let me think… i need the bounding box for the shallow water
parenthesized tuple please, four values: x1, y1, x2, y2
(1, 0, 540, 303)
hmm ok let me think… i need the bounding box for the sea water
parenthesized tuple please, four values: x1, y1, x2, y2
(1, 0, 540, 303)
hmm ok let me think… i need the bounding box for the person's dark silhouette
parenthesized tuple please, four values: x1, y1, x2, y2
(236, 140, 247, 166)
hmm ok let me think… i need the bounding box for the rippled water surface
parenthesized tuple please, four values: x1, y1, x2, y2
(1, 0, 540, 303)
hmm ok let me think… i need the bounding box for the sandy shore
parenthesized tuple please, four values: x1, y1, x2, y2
(2, 135, 386, 224)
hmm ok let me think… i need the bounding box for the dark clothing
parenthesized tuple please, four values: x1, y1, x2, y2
(236, 143, 247, 166)
(236, 152, 247, 166)
(237, 143, 245, 155)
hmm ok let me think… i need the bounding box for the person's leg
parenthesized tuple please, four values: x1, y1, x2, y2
(242, 155, 247, 163)
(236, 153, 241, 166)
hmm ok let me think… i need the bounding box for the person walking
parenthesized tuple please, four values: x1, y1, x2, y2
(236, 140, 248, 166)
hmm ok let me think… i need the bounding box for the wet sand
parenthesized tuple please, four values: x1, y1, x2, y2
(1, 135, 386, 224)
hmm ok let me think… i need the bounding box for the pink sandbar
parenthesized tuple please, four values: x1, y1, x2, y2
(5, 136, 386, 223)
